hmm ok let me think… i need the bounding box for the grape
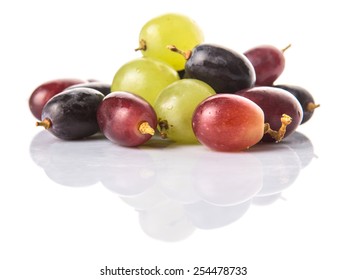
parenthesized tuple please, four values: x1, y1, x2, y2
(29, 78, 86, 120)
(67, 81, 111, 96)
(136, 13, 204, 71)
(154, 79, 215, 143)
(274, 84, 319, 124)
(97, 91, 157, 147)
(36, 88, 104, 140)
(192, 94, 265, 151)
(244, 44, 290, 86)
(235, 86, 303, 142)
(111, 57, 179, 106)
(170, 44, 255, 93)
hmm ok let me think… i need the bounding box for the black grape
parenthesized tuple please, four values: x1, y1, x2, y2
(36, 88, 104, 140)
(66, 81, 111, 96)
(274, 84, 319, 124)
(171, 44, 255, 93)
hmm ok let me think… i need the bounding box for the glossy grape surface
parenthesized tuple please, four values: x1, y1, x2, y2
(67, 81, 111, 96)
(38, 88, 104, 140)
(274, 84, 318, 124)
(154, 79, 215, 143)
(29, 78, 86, 120)
(97, 91, 157, 147)
(235, 86, 303, 141)
(111, 58, 179, 106)
(185, 44, 255, 93)
(192, 94, 264, 151)
(137, 13, 204, 71)
(244, 45, 286, 86)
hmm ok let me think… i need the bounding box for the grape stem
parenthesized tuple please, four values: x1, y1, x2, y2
(158, 119, 169, 139)
(307, 102, 320, 112)
(135, 39, 147, 51)
(167, 45, 192, 60)
(264, 114, 292, 142)
(36, 118, 52, 129)
(281, 44, 292, 53)
(138, 121, 155, 135)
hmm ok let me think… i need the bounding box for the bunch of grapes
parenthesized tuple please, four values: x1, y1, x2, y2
(29, 13, 319, 152)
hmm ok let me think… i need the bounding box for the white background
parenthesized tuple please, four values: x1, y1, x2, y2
(1, 0, 345, 279)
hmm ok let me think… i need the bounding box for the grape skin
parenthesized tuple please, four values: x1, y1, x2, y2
(184, 44, 256, 93)
(192, 94, 265, 151)
(274, 84, 319, 124)
(67, 81, 111, 97)
(29, 78, 86, 120)
(235, 86, 303, 142)
(154, 79, 215, 143)
(137, 13, 204, 71)
(38, 88, 104, 140)
(97, 91, 157, 147)
(111, 57, 179, 106)
(244, 45, 287, 86)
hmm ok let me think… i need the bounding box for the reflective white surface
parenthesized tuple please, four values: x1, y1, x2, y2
(28, 131, 314, 240)
(1, 0, 345, 279)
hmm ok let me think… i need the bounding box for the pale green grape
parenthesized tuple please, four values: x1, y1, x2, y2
(111, 57, 179, 106)
(136, 13, 204, 71)
(154, 79, 215, 143)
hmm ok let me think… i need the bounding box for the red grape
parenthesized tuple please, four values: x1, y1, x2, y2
(97, 91, 157, 147)
(192, 94, 264, 151)
(244, 44, 290, 86)
(235, 86, 303, 142)
(29, 78, 87, 120)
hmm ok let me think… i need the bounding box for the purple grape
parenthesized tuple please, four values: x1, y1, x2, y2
(66, 81, 111, 97)
(170, 44, 255, 93)
(36, 88, 104, 140)
(235, 86, 303, 142)
(274, 84, 319, 124)
(244, 44, 290, 86)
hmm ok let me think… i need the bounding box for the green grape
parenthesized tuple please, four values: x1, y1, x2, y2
(111, 57, 180, 106)
(136, 13, 204, 71)
(154, 79, 215, 143)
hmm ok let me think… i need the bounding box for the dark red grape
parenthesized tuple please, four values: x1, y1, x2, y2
(36, 88, 104, 140)
(66, 81, 111, 96)
(97, 91, 157, 147)
(29, 78, 86, 120)
(244, 44, 290, 86)
(192, 94, 264, 151)
(274, 84, 319, 124)
(169, 44, 255, 93)
(235, 86, 303, 142)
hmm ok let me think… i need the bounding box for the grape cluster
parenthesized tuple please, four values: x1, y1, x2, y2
(29, 13, 319, 152)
